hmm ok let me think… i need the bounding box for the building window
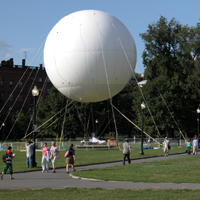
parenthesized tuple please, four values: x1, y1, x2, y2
(47, 78, 51, 82)
(39, 78, 42, 82)
(0, 80, 4, 87)
(19, 94, 23, 102)
(19, 81, 23, 88)
(9, 80, 14, 87)
(9, 94, 13, 101)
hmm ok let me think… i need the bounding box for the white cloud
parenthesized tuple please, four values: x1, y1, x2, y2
(0, 38, 13, 60)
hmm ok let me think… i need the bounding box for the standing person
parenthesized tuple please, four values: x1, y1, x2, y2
(122, 138, 132, 165)
(66, 144, 76, 173)
(163, 137, 170, 156)
(1, 146, 14, 180)
(192, 135, 198, 155)
(26, 140, 35, 168)
(41, 143, 50, 173)
(50, 141, 59, 173)
(148, 137, 151, 146)
(187, 139, 191, 155)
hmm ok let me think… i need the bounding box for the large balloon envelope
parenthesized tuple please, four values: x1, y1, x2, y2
(44, 10, 137, 102)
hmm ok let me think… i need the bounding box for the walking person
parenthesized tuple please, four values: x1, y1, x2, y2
(26, 140, 35, 168)
(1, 146, 15, 180)
(50, 141, 59, 173)
(192, 135, 198, 155)
(41, 143, 50, 172)
(66, 144, 76, 173)
(122, 138, 132, 165)
(163, 137, 170, 156)
(187, 139, 191, 155)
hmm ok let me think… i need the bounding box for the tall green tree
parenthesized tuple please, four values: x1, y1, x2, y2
(135, 16, 200, 138)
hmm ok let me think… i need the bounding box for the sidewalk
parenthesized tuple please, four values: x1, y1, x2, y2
(1, 153, 200, 190)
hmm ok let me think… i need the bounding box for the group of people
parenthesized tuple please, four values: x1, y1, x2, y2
(41, 141, 60, 173)
(186, 135, 198, 155)
(41, 142, 75, 173)
(26, 140, 76, 173)
(0, 141, 76, 180)
(1, 136, 199, 178)
(163, 135, 199, 156)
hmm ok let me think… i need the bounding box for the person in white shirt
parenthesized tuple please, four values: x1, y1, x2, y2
(163, 137, 170, 156)
(50, 141, 59, 173)
(26, 140, 35, 168)
(192, 135, 198, 155)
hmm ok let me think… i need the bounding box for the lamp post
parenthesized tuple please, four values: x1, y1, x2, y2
(32, 86, 39, 167)
(95, 119, 98, 136)
(2, 123, 5, 142)
(197, 108, 200, 148)
(140, 102, 146, 155)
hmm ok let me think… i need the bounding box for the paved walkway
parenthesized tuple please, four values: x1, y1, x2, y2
(1, 153, 200, 190)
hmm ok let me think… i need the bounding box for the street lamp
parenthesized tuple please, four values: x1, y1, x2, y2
(2, 123, 5, 142)
(32, 86, 39, 167)
(140, 102, 146, 155)
(197, 108, 200, 148)
(95, 119, 98, 136)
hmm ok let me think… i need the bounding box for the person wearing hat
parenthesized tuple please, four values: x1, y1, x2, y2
(163, 137, 170, 156)
(122, 138, 132, 165)
(1, 146, 15, 180)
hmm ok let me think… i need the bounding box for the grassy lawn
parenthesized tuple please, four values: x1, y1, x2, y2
(0, 146, 186, 172)
(0, 188, 200, 200)
(0, 147, 199, 200)
(73, 154, 200, 183)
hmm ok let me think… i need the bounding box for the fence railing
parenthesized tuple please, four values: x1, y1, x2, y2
(0, 138, 187, 151)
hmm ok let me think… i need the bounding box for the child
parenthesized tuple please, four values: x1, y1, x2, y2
(1, 146, 14, 180)
(187, 139, 191, 155)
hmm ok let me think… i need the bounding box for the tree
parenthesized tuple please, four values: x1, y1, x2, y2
(136, 16, 200, 138)
(36, 79, 138, 140)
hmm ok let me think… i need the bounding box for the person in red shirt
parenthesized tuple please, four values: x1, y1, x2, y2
(1, 146, 14, 180)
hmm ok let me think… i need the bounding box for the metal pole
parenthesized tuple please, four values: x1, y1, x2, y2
(33, 96, 37, 167)
(140, 109, 144, 155)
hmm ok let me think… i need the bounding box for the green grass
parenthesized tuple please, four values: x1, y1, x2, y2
(73, 154, 200, 183)
(0, 146, 186, 172)
(0, 188, 200, 200)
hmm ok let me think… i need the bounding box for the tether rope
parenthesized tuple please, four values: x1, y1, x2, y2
(0, 40, 45, 114)
(21, 101, 73, 140)
(98, 24, 118, 141)
(116, 36, 161, 137)
(5, 67, 40, 141)
(112, 104, 162, 146)
(59, 99, 70, 150)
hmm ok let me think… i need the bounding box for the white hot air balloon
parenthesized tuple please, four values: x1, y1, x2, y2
(44, 10, 137, 102)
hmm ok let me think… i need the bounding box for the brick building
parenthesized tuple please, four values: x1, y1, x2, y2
(0, 58, 53, 116)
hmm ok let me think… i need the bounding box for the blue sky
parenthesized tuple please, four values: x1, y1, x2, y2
(0, 0, 199, 74)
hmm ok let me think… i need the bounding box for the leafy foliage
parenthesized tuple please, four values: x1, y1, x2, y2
(135, 16, 200, 137)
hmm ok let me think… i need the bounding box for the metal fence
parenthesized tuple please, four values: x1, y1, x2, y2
(0, 138, 186, 151)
